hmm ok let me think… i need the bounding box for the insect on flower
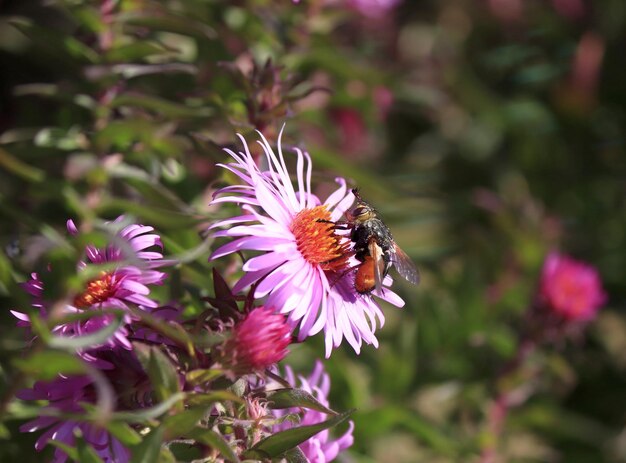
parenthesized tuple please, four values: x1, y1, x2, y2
(327, 189, 420, 294)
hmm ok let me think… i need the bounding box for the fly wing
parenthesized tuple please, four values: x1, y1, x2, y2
(390, 243, 420, 285)
(368, 238, 385, 293)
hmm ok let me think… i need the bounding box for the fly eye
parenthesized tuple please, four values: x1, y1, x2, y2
(352, 206, 370, 217)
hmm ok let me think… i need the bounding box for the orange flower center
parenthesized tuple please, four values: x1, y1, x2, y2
(290, 206, 351, 272)
(74, 272, 115, 309)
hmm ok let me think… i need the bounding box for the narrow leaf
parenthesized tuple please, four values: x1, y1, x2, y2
(14, 351, 86, 380)
(48, 440, 79, 461)
(133, 343, 180, 403)
(266, 388, 337, 415)
(162, 407, 207, 439)
(131, 426, 164, 463)
(185, 391, 243, 407)
(185, 368, 224, 386)
(281, 446, 309, 463)
(129, 308, 194, 356)
(0, 147, 45, 182)
(105, 421, 142, 446)
(244, 410, 354, 459)
(76, 431, 105, 463)
(112, 393, 185, 423)
(187, 428, 240, 463)
(211, 268, 239, 319)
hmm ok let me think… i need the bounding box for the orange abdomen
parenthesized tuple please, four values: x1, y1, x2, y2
(354, 256, 376, 294)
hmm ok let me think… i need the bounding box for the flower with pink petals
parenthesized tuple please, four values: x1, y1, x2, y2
(12, 217, 171, 350)
(210, 129, 404, 356)
(17, 348, 152, 463)
(346, 0, 402, 17)
(537, 252, 607, 322)
(223, 306, 291, 373)
(274, 361, 354, 462)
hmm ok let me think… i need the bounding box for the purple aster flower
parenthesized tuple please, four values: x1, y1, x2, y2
(210, 129, 404, 356)
(17, 348, 152, 463)
(12, 217, 171, 350)
(274, 361, 354, 462)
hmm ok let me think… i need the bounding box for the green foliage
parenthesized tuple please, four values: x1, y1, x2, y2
(0, 0, 625, 462)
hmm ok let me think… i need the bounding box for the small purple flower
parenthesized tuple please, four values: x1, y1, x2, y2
(12, 217, 171, 350)
(537, 252, 607, 322)
(274, 361, 354, 462)
(210, 129, 403, 356)
(17, 348, 151, 463)
(71, 217, 169, 310)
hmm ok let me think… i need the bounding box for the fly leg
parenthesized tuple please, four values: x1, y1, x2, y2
(315, 219, 352, 231)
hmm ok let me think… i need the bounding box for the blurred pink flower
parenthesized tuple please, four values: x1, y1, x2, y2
(538, 252, 607, 322)
(12, 217, 171, 350)
(346, 0, 402, 17)
(274, 361, 354, 462)
(373, 85, 394, 120)
(330, 108, 368, 158)
(17, 348, 151, 463)
(210, 129, 404, 356)
(552, 0, 585, 21)
(229, 307, 291, 372)
(570, 32, 604, 98)
(488, 0, 523, 22)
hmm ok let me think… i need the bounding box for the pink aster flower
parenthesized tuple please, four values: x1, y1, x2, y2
(17, 348, 152, 463)
(224, 306, 291, 373)
(537, 252, 607, 322)
(12, 217, 171, 350)
(346, 0, 402, 17)
(210, 129, 404, 356)
(274, 361, 354, 462)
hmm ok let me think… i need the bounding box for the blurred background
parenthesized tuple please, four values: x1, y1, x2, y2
(0, 0, 625, 461)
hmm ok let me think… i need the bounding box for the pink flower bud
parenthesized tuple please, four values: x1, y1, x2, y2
(230, 307, 291, 372)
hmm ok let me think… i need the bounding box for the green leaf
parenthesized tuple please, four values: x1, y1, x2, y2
(85, 63, 197, 80)
(110, 94, 212, 119)
(157, 447, 177, 463)
(185, 391, 243, 407)
(48, 313, 125, 350)
(112, 393, 185, 423)
(48, 440, 79, 461)
(9, 17, 98, 63)
(76, 431, 105, 463)
(129, 309, 194, 355)
(280, 446, 309, 463)
(186, 368, 224, 386)
(34, 126, 86, 150)
(266, 388, 337, 415)
(162, 407, 207, 439)
(243, 409, 354, 459)
(133, 343, 181, 403)
(187, 428, 240, 463)
(105, 421, 142, 446)
(0, 147, 45, 182)
(131, 426, 164, 463)
(120, 11, 216, 39)
(105, 42, 168, 62)
(14, 351, 86, 380)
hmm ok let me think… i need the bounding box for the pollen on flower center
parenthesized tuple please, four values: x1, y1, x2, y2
(290, 206, 351, 271)
(74, 272, 116, 309)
